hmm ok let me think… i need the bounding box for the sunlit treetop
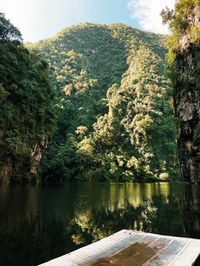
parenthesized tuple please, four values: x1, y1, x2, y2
(161, 0, 200, 63)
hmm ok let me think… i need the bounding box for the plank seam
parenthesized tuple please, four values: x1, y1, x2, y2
(167, 239, 191, 266)
(143, 238, 174, 266)
(70, 231, 143, 263)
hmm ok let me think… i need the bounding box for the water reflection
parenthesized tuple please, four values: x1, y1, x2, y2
(0, 183, 200, 266)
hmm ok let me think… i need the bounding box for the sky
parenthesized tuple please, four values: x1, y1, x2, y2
(1, 0, 175, 42)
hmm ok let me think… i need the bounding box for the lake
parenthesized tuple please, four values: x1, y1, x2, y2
(0, 182, 200, 266)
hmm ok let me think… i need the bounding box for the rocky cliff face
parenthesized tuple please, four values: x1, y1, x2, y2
(174, 6, 200, 182)
(0, 141, 47, 185)
(30, 141, 48, 176)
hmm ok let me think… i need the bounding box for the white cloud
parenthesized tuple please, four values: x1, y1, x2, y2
(128, 0, 175, 34)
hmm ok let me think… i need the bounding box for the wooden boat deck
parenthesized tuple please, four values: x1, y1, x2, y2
(39, 230, 200, 266)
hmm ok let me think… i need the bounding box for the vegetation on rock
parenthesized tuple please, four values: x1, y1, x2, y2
(162, 0, 200, 182)
(0, 13, 56, 183)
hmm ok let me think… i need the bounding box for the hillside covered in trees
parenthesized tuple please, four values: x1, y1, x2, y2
(27, 23, 178, 183)
(0, 13, 56, 183)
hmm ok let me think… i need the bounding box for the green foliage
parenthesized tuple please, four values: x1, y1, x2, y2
(31, 23, 178, 182)
(159, 172, 169, 180)
(40, 134, 78, 182)
(0, 12, 22, 42)
(166, 0, 200, 65)
(0, 13, 56, 183)
(80, 46, 177, 181)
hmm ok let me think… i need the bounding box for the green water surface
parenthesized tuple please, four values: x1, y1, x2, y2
(0, 182, 200, 266)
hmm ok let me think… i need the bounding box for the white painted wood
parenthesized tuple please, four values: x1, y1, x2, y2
(39, 230, 200, 266)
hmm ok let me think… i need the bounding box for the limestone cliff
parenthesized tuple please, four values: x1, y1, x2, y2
(173, 4, 200, 182)
(0, 141, 48, 184)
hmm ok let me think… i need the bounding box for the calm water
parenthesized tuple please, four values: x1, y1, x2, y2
(0, 182, 200, 266)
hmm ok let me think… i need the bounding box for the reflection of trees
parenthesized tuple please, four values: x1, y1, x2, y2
(0, 214, 93, 266)
(71, 186, 200, 244)
(0, 183, 200, 266)
(70, 199, 160, 244)
(0, 216, 68, 266)
(183, 185, 200, 238)
(72, 198, 175, 242)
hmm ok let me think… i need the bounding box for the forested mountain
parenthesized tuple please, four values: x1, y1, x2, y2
(28, 23, 178, 182)
(0, 13, 56, 183)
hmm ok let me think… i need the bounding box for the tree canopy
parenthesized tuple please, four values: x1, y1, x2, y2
(0, 13, 56, 183)
(28, 23, 178, 182)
